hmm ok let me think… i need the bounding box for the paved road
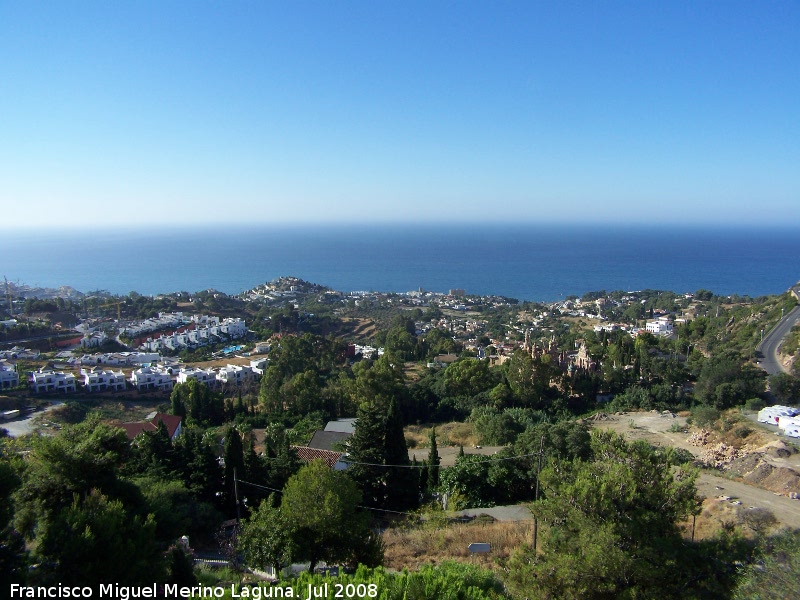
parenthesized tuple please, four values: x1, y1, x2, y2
(2, 402, 63, 437)
(756, 304, 800, 375)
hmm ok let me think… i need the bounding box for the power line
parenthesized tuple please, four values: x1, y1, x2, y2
(261, 450, 541, 469)
(235, 477, 419, 517)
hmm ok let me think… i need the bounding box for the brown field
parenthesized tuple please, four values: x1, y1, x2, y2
(405, 422, 480, 451)
(344, 318, 378, 341)
(383, 517, 532, 571)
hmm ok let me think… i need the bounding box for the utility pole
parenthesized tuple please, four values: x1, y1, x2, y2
(233, 467, 241, 523)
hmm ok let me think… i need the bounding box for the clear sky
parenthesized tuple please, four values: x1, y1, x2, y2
(1, 1, 798, 228)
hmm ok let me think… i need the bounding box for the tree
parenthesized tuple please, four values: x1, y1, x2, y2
(769, 372, 800, 404)
(239, 495, 294, 577)
(741, 507, 778, 537)
(506, 430, 700, 599)
(36, 490, 163, 586)
(0, 451, 25, 587)
(735, 530, 800, 600)
(443, 358, 497, 398)
(346, 358, 418, 511)
(165, 545, 197, 587)
(171, 380, 224, 426)
(127, 421, 174, 478)
(14, 416, 138, 538)
(427, 427, 440, 493)
(172, 427, 223, 504)
(695, 350, 765, 409)
(223, 427, 245, 515)
(384, 325, 416, 361)
(280, 460, 375, 572)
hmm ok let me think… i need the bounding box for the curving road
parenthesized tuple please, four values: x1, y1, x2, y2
(756, 304, 800, 375)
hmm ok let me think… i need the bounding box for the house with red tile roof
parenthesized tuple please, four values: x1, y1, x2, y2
(120, 412, 182, 441)
(291, 445, 349, 471)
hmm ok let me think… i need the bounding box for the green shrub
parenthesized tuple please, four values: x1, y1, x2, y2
(668, 422, 688, 433)
(744, 398, 766, 412)
(691, 405, 720, 428)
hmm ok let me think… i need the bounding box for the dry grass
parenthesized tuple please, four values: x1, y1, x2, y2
(405, 422, 479, 449)
(343, 318, 378, 341)
(403, 362, 427, 383)
(679, 496, 781, 542)
(383, 517, 531, 571)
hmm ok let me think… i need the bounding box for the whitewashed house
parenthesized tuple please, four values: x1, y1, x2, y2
(216, 364, 255, 386)
(31, 369, 77, 393)
(176, 366, 217, 386)
(645, 317, 674, 336)
(219, 318, 247, 338)
(81, 367, 126, 392)
(249, 358, 267, 376)
(80, 331, 108, 349)
(0, 362, 18, 389)
(129, 366, 173, 391)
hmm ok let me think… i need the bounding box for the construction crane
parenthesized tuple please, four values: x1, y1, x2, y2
(100, 300, 123, 321)
(3, 276, 12, 316)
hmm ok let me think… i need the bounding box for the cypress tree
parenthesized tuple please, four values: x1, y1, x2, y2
(346, 398, 386, 508)
(223, 427, 245, 514)
(427, 427, 440, 492)
(384, 399, 419, 511)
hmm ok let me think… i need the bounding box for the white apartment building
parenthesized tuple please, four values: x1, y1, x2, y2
(216, 364, 255, 385)
(31, 370, 77, 393)
(81, 367, 126, 392)
(0, 363, 18, 389)
(129, 366, 173, 391)
(176, 366, 217, 386)
(249, 358, 267, 375)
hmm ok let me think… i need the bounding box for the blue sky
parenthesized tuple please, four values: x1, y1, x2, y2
(1, 1, 798, 228)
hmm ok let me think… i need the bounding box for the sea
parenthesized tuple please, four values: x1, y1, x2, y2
(1, 224, 799, 302)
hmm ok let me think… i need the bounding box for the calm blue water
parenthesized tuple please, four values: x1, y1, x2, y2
(1, 224, 798, 302)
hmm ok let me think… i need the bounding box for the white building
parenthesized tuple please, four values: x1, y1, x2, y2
(249, 358, 267, 375)
(129, 366, 173, 391)
(81, 367, 126, 392)
(137, 317, 247, 353)
(645, 317, 674, 336)
(0, 347, 40, 360)
(0, 362, 18, 389)
(31, 370, 77, 393)
(216, 364, 255, 386)
(176, 366, 217, 386)
(80, 331, 108, 349)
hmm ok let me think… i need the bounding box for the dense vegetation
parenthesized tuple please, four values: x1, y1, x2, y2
(2, 282, 800, 597)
